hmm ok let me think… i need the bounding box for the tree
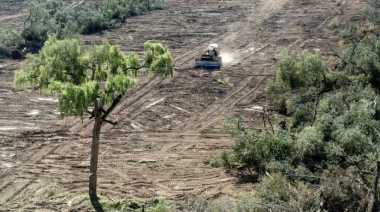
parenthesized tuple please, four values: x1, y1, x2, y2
(14, 36, 173, 197)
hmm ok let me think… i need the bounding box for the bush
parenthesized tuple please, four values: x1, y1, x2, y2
(266, 51, 328, 114)
(0, 28, 24, 58)
(257, 173, 320, 212)
(222, 118, 295, 174)
(97, 196, 172, 212)
(321, 166, 371, 212)
(265, 79, 289, 114)
(289, 103, 315, 129)
(272, 51, 327, 91)
(337, 32, 380, 86)
(295, 126, 326, 172)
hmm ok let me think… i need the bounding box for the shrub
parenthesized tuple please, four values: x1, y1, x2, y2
(265, 78, 289, 114)
(257, 173, 320, 211)
(0, 28, 24, 58)
(97, 196, 172, 212)
(337, 33, 380, 86)
(273, 51, 327, 92)
(289, 103, 314, 129)
(321, 166, 371, 212)
(203, 155, 222, 168)
(295, 126, 326, 172)
(222, 118, 295, 174)
(266, 51, 328, 114)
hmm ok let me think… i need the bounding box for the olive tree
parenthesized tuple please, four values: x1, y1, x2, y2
(14, 36, 173, 197)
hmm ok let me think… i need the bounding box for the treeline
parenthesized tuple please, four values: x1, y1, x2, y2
(0, 0, 164, 58)
(203, 2, 380, 212)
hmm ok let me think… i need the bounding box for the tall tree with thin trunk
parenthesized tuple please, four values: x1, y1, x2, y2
(14, 35, 173, 197)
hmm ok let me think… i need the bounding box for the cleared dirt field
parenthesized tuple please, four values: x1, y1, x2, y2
(0, 0, 365, 210)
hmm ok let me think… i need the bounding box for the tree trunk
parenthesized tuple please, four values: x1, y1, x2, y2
(89, 98, 103, 197)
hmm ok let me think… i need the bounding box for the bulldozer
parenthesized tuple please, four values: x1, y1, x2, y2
(194, 44, 222, 69)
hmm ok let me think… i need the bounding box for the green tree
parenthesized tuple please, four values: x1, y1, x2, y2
(14, 36, 173, 197)
(21, 0, 164, 53)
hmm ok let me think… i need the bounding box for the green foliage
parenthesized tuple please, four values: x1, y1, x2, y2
(14, 36, 173, 117)
(144, 41, 174, 79)
(222, 118, 295, 173)
(216, 77, 233, 87)
(266, 51, 328, 114)
(102, 0, 164, 21)
(257, 173, 319, 211)
(367, 0, 380, 9)
(21, 0, 165, 52)
(337, 28, 380, 86)
(270, 51, 327, 92)
(321, 166, 371, 212)
(224, 18, 380, 210)
(97, 196, 172, 212)
(22, 0, 67, 52)
(0, 28, 24, 58)
(203, 155, 222, 168)
(295, 126, 326, 171)
(265, 78, 288, 113)
(289, 104, 314, 129)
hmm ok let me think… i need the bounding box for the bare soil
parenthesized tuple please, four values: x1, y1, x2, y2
(0, 0, 365, 210)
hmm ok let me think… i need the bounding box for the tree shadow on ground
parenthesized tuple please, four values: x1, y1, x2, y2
(236, 173, 259, 184)
(227, 169, 259, 184)
(90, 195, 104, 212)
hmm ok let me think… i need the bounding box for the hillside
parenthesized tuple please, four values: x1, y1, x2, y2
(0, 0, 365, 210)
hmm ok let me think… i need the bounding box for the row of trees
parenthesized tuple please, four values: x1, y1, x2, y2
(22, 0, 164, 52)
(1, 0, 164, 58)
(218, 2, 380, 211)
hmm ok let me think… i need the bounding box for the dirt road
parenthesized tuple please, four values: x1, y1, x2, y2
(0, 0, 364, 210)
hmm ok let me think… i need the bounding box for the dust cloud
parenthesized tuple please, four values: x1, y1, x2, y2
(220, 52, 234, 64)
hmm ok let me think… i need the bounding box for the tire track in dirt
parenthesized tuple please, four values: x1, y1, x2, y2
(0, 0, 366, 210)
(181, 72, 267, 131)
(164, 0, 288, 131)
(0, 147, 58, 205)
(67, 0, 285, 134)
(84, 132, 245, 201)
(0, 132, 85, 208)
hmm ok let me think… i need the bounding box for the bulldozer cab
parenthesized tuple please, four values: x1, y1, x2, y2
(206, 44, 219, 56)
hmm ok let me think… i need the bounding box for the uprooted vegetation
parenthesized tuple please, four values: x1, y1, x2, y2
(215, 3, 380, 211)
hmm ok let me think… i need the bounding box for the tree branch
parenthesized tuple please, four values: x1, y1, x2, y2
(87, 110, 94, 119)
(122, 62, 148, 73)
(100, 94, 122, 124)
(102, 119, 117, 126)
